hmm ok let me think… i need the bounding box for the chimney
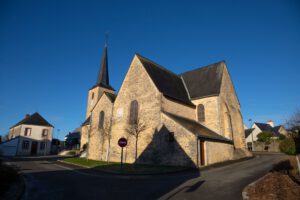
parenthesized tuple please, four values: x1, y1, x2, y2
(267, 120, 274, 127)
(25, 114, 30, 119)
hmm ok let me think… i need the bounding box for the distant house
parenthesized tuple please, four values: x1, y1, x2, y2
(64, 128, 81, 150)
(0, 113, 53, 156)
(245, 120, 288, 148)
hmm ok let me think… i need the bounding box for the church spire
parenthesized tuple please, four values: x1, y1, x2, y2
(96, 46, 109, 86)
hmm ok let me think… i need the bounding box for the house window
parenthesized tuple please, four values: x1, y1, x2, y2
(129, 100, 139, 124)
(99, 111, 105, 129)
(22, 140, 29, 149)
(42, 129, 48, 137)
(197, 104, 205, 122)
(24, 128, 32, 136)
(40, 142, 45, 150)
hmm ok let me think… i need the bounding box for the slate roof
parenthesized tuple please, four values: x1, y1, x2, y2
(180, 61, 225, 99)
(81, 116, 90, 126)
(245, 128, 255, 138)
(254, 123, 284, 136)
(163, 111, 233, 144)
(105, 92, 117, 103)
(10, 112, 53, 129)
(254, 123, 273, 132)
(136, 54, 195, 107)
(90, 47, 115, 91)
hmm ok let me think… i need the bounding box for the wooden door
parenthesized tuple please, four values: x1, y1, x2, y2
(199, 140, 205, 166)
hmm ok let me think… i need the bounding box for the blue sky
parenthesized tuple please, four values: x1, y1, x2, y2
(0, 0, 299, 139)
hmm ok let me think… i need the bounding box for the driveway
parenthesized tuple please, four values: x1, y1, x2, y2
(9, 153, 286, 200)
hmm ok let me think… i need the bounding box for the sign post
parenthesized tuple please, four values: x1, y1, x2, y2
(118, 137, 127, 171)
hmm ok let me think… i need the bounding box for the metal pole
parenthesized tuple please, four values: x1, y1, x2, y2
(249, 119, 254, 151)
(120, 147, 123, 171)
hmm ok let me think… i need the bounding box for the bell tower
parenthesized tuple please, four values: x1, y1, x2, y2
(86, 46, 115, 118)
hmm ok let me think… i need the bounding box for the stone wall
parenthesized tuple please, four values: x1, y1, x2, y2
(219, 64, 246, 149)
(80, 125, 89, 150)
(160, 113, 198, 167)
(87, 94, 113, 160)
(108, 56, 162, 163)
(205, 141, 235, 165)
(162, 96, 195, 120)
(86, 86, 114, 118)
(192, 97, 220, 133)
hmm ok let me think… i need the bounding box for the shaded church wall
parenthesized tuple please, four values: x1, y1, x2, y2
(136, 125, 197, 167)
(161, 96, 195, 121)
(205, 141, 234, 165)
(157, 113, 198, 167)
(88, 94, 113, 161)
(108, 56, 162, 163)
(192, 97, 220, 133)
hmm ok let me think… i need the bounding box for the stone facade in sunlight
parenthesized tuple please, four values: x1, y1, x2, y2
(80, 48, 251, 167)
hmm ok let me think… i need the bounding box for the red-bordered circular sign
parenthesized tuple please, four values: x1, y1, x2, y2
(118, 137, 127, 147)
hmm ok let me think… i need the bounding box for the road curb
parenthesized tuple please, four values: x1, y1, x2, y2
(242, 172, 270, 200)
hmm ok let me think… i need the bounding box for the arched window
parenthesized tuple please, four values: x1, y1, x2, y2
(99, 111, 105, 129)
(91, 92, 94, 100)
(129, 100, 139, 124)
(197, 104, 205, 122)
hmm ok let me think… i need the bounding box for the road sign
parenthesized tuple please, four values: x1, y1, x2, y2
(118, 137, 127, 147)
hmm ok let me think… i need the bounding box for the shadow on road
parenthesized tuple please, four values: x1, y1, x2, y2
(13, 158, 201, 200)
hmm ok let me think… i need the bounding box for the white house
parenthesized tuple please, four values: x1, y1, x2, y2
(0, 113, 53, 156)
(245, 120, 288, 149)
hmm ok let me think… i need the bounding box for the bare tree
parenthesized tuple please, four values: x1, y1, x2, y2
(287, 109, 300, 131)
(126, 118, 146, 161)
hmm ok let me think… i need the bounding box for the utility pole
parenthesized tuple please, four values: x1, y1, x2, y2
(249, 118, 254, 151)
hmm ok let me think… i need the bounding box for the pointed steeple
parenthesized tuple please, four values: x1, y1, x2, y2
(97, 46, 109, 86)
(92, 46, 114, 91)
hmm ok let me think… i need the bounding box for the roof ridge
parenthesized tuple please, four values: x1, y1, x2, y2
(135, 53, 180, 78)
(180, 60, 225, 75)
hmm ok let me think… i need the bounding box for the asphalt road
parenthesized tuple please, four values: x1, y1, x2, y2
(9, 153, 286, 200)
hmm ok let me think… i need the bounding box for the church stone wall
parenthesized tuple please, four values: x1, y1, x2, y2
(87, 94, 113, 161)
(219, 64, 246, 149)
(86, 86, 114, 118)
(80, 125, 89, 150)
(192, 97, 220, 133)
(108, 56, 162, 163)
(205, 141, 234, 165)
(161, 96, 195, 120)
(158, 113, 198, 167)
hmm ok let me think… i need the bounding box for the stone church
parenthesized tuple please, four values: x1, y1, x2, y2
(80, 46, 251, 167)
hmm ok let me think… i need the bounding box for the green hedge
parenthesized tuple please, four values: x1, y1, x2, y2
(279, 137, 296, 155)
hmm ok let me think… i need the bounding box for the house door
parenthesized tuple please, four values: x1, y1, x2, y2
(198, 140, 205, 166)
(31, 141, 38, 155)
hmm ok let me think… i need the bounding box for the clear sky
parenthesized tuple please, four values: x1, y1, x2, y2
(0, 0, 299, 139)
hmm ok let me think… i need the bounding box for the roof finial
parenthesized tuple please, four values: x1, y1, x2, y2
(105, 31, 109, 47)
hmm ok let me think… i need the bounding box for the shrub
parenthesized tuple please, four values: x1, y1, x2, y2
(257, 132, 273, 145)
(279, 137, 296, 155)
(278, 134, 286, 140)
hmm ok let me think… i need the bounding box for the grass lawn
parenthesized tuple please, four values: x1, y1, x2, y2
(63, 157, 187, 174)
